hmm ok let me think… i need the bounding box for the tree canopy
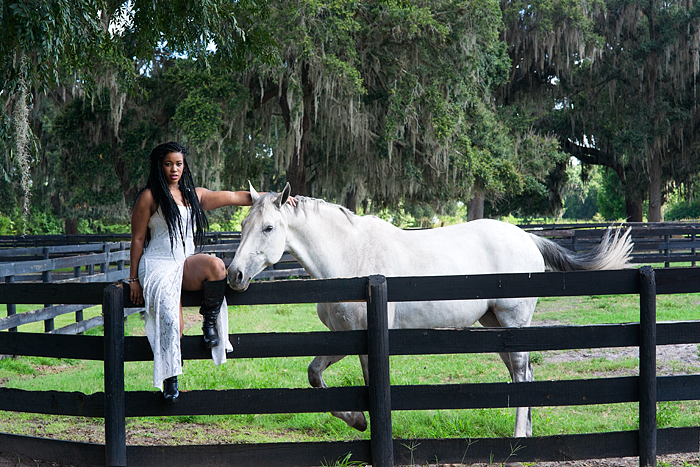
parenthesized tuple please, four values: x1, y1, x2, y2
(1, 0, 273, 225)
(499, 0, 700, 221)
(2, 0, 700, 231)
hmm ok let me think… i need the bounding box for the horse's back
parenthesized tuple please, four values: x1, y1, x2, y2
(392, 218, 544, 276)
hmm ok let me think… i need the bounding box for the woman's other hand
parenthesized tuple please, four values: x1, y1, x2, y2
(129, 280, 144, 306)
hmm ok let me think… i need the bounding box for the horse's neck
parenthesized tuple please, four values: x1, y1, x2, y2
(285, 205, 377, 278)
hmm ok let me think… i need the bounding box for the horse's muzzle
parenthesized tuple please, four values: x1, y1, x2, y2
(227, 267, 250, 292)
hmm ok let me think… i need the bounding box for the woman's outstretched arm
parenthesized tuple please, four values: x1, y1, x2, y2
(196, 187, 297, 210)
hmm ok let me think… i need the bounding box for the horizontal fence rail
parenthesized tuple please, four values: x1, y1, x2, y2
(1, 268, 700, 466)
(0, 241, 134, 337)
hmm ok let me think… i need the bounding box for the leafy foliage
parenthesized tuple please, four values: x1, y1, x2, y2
(562, 165, 601, 220)
(597, 170, 627, 221)
(243, 0, 515, 210)
(0, 0, 276, 227)
(665, 200, 700, 221)
(4, 0, 700, 227)
(503, 0, 700, 221)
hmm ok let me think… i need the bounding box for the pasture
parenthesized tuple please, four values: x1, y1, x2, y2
(1, 290, 699, 458)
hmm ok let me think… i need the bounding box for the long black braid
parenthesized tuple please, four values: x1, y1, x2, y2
(141, 142, 209, 251)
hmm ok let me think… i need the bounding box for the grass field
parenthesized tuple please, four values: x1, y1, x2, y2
(1, 292, 700, 460)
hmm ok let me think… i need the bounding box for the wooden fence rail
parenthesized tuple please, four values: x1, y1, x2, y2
(0, 240, 301, 336)
(0, 242, 135, 336)
(1, 268, 700, 466)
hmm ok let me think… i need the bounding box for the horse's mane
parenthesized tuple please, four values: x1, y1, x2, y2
(292, 196, 358, 226)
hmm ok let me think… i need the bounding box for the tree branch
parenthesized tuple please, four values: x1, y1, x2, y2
(563, 139, 624, 177)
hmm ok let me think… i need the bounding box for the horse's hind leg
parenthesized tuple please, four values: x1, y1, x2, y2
(498, 351, 533, 437)
(479, 309, 534, 438)
(308, 355, 368, 431)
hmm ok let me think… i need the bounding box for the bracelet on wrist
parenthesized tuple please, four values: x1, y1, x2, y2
(126, 278, 139, 283)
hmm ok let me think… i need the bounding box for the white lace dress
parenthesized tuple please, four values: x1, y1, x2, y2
(138, 205, 233, 390)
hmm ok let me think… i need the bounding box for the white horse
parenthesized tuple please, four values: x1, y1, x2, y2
(228, 183, 633, 438)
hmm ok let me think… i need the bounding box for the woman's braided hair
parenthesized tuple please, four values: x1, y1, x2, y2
(142, 142, 208, 251)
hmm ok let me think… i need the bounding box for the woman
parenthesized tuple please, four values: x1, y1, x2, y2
(128, 141, 294, 402)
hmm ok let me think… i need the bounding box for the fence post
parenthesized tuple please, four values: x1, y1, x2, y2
(104, 283, 126, 467)
(692, 233, 697, 267)
(101, 243, 110, 275)
(42, 247, 53, 332)
(639, 266, 657, 467)
(4, 275, 16, 332)
(117, 242, 125, 271)
(366, 274, 393, 467)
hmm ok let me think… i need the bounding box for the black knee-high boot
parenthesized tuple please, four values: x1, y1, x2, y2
(200, 278, 227, 348)
(163, 376, 179, 402)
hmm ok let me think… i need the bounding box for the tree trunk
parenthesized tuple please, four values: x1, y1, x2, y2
(467, 191, 485, 221)
(648, 152, 662, 222)
(625, 190, 644, 222)
(282, 64, 314, 196)
(286, 152, 307, 197)
(645, 0, 661, 223)
(64, 218, 78, 235)
(344, 186, 358, 212)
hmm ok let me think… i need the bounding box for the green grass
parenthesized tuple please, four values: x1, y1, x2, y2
(1, 294, 700, 450)
(534, 293, 700, 325)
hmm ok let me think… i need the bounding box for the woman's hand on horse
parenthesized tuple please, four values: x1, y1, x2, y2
(287, 196, 298, 207)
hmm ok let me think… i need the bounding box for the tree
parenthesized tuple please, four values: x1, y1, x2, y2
(1, 0, 274, 226)
(499, 0, 700, 222)
(0, 0, 101, 217)
(242, 0, 514, 212)
(560, 0, 700, 221)
(36, 57, 282, 229)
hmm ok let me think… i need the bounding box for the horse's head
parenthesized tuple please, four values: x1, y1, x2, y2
(228, 182, 292, 291)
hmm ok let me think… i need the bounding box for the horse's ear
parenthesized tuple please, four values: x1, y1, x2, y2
(274, 182, 292, 209)
(248, 180, 260, 201)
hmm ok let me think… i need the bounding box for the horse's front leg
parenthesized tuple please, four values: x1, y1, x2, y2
(308, 355, 368, 431)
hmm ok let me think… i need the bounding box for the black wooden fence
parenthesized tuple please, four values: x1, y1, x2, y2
(3, 221, 698, 336)
(0, 242, 133, 335)
(0, 240, 303, 336)
(1, 267, 700, 466)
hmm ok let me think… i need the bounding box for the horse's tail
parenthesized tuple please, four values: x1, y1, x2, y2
(529, 228, 633, 271)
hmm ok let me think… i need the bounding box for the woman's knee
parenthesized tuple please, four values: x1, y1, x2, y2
(185, 254, 226, 282)
(209, 256, 226, 280)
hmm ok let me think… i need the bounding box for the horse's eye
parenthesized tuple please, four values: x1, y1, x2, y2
(263, 225, 274, 233)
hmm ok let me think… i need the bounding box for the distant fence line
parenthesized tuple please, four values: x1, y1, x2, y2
(520, 222, 700, 268)
(1, 268, 700, 466)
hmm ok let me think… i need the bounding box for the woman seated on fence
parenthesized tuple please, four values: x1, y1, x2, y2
(128, 141, 296, 402)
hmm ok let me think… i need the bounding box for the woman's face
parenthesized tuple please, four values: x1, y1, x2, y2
(162, 152, 184, 187)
